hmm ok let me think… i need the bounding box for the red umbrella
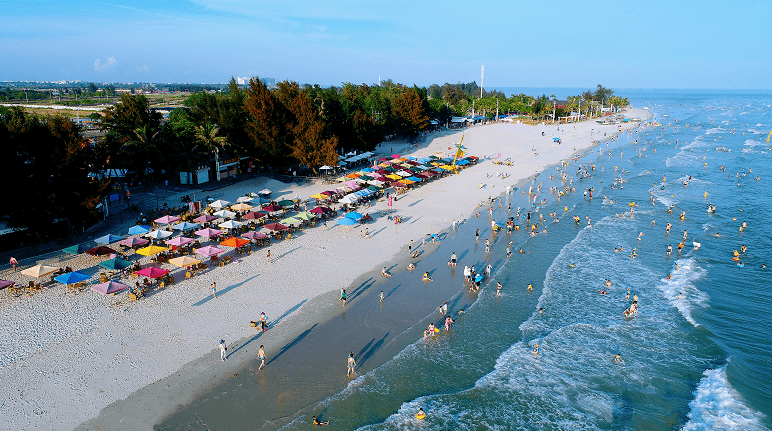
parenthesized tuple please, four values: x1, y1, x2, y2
(309, 207, 330, 214)
(134, 267, 170, 278)
(263, 222, 289, 232)
(262, 205, 283, 213)
(242, 211, 267, 220)
(85, 246, 115, 256)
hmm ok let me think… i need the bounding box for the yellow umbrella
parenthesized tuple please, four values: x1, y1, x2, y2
(295, 211, 315, 221)
(310, 193, 327, 200)
(439, 165, 454, 170)
(386, 174, 403, 180)
(399, 179, 415, 184)
(230, 203, 253, 211)
(136, 245, 168, 256)
(168, 256, 202, 267)
(280, 217, 302, 225)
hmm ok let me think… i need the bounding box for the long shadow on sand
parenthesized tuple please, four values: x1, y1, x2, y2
(227, 299, 308, 357)
(356, 332, 389, 367)
(192, 274, 259, 307)
(267, 323, 318, 365)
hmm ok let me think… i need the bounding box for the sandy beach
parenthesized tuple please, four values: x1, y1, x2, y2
(0, 110, 649, 430)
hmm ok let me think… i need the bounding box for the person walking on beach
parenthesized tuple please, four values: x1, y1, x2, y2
(408, 239, 413, 255)
(497, 282, 502, 295)
(220, 340, 228, 362)
(347, 352, 356, 376)
(9, 256, 18, 271)
(379, 290, 384, 302)
(266, 249, 271, 263)
(340, 289, 347, 306)
(260, 312, 268, 331)
(258, 345, 266, 370)
(211, 282, 217, 298)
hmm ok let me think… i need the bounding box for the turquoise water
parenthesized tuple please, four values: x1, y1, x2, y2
(279, 91, 772, 430)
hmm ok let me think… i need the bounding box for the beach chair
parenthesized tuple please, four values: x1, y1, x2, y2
(186, 271, 192, 279)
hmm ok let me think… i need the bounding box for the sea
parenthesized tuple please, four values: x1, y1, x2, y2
(160, 90, 772, 430)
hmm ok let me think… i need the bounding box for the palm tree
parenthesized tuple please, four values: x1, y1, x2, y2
(195, 122, 229, 181)
(119, 125, 164, 188)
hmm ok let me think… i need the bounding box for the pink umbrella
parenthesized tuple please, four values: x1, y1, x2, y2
(0, 280, 14, 290)
(242, 231, 268, 240)
(391, 154, 401, 158)
(195, 228, 223, 238)
(242, 211, 266, 220)
(194, 214, 218, 223)
(134, 267, 170, 278)
(91, 281, 129, 295)
(119, 237, 149, 247)
(165, 236, 195, 246)
(154, 215, 181, 225)
(194, 245, 226, 257)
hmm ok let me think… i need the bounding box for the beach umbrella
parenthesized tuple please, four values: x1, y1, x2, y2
(209, 199, 231, 209)
(168, 256, 201, 268)
(339, 195, 359, 204)
(220, 237, 249, 247)
(128, 225, 150, 235)
(134, 267, 170, 278)
(118, 237, 149, 247)
(195, 228, 222, 238)
(242, 231, 268, 240)
(218, 220, 243, 229)
(194, 245, 226, 257)
(54, 271, 90, 285)
(263, 222, 289, 232)
(230, 203, 253, 211)
(85, 246, 115, 256)
(280, 217, 302, 225)
(145, 229, 173, 239)
(135, 245, 168, 256)
(193, 214, 217, 223)
(336, 217, 357, 226)
(236, 196, 254, 203)
(345, 212, 363, 221)
(213, 209, 237, 219)
(94, 234, 124, 244)
(91, 281, 129, 295)
(295, 211, 315, 221)
(62, 244, 89, 254)
(241, 211, 266, 220)
(253, 196, 271, 204)
(277, 199, 295, 208)
(257, 189, 272, 196)
(172, 221, 200, 231)
(165, 236, 195, 247)
(309, 207, 327, 215)
(21, 264, 59, 278)
(262, 205, 283, 213)
(154, 215, 181, 225)
(99, 258, 133, 270)
(0, 280, 15, 290)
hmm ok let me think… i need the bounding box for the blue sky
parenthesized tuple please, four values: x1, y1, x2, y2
(1, 0, 769, 88)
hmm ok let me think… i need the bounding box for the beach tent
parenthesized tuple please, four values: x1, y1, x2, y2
(165, 236, 195, 247)
(21, 264, 59, 278)
(99, 258, 133, 270)
(193, 214, 217, 223)
(62, 244, 89, 254)
(194, 245, 226, 257)
(128, 225, 150, 235)
(85, 246, 115, 256)
(54, 271, 90, 285)
(242, 231, 268, 240)
(195, 228, 222, 238)
(145, 230, 173, 239)
(345, 212, 363, 221)
(95, 234, 124, 244)
(213, 210, 237, 219)
(135, 245, 167, 256)
(209, 199, 231, 209)
(172, 221, 200, 231)
(168, 256, 202, 267)
(118, 237, 149, 247)
(154, 215, 181, 225)
(220, 237, 249, 247)
(134, 267, 170, 278)
(336, 217, 357, 226)
(91, 281, 129, 295)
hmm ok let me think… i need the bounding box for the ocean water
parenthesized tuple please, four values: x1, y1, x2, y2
(276, 91, 772, 430)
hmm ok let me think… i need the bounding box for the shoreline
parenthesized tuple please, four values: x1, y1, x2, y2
(0, 111, 649, 431)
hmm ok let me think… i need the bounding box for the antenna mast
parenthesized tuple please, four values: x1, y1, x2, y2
(480, 65, 484, 99)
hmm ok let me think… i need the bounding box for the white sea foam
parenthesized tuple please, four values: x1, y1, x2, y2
(682, 366, 769, 431)
(657, 257, 708, 326)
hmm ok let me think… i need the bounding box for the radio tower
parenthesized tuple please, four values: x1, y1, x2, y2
(480, 65, 484, 99)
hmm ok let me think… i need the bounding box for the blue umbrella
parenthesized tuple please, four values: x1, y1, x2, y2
(95, 234, 124, 244)
(128, 225, 150, 235)
(345, 212, 363, 221)
(54, 271, 91, 285)
(62, 244, 88, 254)
(172, 221, 200, 231)
(337, 217, 357, 226)
(407, 176, 423, 182)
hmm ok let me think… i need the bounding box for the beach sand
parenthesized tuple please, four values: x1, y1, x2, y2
(0, 111, 649, 430)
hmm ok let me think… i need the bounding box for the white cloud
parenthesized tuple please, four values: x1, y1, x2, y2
(94, 56, 118, 72)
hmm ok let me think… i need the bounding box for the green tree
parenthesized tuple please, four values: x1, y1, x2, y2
(244, 77, 292, 165)
(195, 122, 230, 181)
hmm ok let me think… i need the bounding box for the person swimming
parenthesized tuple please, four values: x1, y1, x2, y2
(312, 416, 329, 425)
(532, 343, 539, 357)
(415, 408, 426, 419)
(613, 354, 625, 364)
(527, 283, 533, 291)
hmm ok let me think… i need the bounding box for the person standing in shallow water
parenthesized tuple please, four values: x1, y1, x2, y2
(347, 352, 356, 376)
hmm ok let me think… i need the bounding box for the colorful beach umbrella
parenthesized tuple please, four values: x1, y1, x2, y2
(172, 221, 200, 231)
(145, 230, 173, 239)
(21, 264, 59, 278)
(134, 267, 170, 278)
(230, 203, 253, 211)
(135, 245, 168, 256)
(218, 220, 243, 229)
(263, 222, 289, 232)
(168, 256, 202, 267)
(193, 214, 217, 223)
(85, 246, 115, 256)
(165, 236, 195, 247)
(345, 212, 363, 221)
(55, 271, 90, 285)
(295, 211, 315, 221)
(128, 225, 150, 235)
(261, 205, 283, 213)
(195, 228, 222, 237)
(213, 209, 237, 219)
(91, 281, 129, 295)
(242, 231, 268, 240)
(62, 244, 88, 254)
(94, 234, 124, 244)
(99, 258, 133, 270)
(277, 199, 295, 208)
(220, 237, 249, 247)
(194, 245, 226, 257)
(154, 215, 181, 225)
(336, 217, 357, 226)
(0, 280, 15, 290)
(118, 237, 149, 247)
(242, 211, 266, 220)
(280, 217, 302, 225)
(236, 196, 254, 203)
(209, 199, 231, 209)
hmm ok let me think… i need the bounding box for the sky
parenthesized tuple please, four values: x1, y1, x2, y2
(1, 0, 770, 89)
